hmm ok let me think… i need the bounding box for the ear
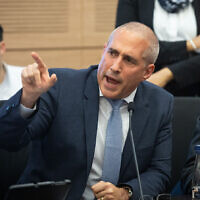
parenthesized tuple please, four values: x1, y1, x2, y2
(143, 64, 155, 80)
(102, 42, 108, 55)
(103, 42, 107, 49)
(0, 41, 6, 56)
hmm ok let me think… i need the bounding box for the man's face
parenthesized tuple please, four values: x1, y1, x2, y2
(97, 29, 154, 99)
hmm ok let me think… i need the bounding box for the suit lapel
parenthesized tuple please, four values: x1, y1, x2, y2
(120, 83, 149, 177)
(83, 67, 99, 177)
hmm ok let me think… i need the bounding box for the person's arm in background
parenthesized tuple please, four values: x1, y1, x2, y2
(148, 36, 200, 88)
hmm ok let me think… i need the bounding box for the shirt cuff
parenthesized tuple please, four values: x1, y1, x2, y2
(20, 104, 36, 118)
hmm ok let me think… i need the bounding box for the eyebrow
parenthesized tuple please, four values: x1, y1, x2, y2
(108, 47, 138, 65)
(108, 48, 118, 54)
(123, 54, 138, 65)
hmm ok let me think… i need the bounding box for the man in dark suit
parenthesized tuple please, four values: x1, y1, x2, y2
(0, 22, 173, 200)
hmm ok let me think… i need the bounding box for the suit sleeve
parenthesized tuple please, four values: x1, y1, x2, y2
(0, 81, 59, 152)
(166, 54, 200, 87)
(181, 117, 200, 194)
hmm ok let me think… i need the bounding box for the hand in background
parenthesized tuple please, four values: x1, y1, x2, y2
(91, 181, 129, 200)
(21, 52, 57, 108)
(192, 35, 200, 49)
(147, 67, 173, 88)
(187, 35, 200, 51)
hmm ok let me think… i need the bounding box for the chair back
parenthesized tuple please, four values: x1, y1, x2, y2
(171, 97, 200, 190)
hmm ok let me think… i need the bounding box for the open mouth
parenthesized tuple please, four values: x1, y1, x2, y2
(106, 76, 120, 85)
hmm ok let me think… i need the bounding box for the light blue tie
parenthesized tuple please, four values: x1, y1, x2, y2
(101, 99, 123, 185)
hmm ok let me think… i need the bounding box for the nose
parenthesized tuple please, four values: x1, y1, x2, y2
(110, 57, 122, 73)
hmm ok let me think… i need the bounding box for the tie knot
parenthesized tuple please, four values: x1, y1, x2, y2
(108, 99, 123, 110)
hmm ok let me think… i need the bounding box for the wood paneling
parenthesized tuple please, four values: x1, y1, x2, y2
(1, 0, 69, 33)
(2, 0, 118, 69)
(4, 49, 83, 69)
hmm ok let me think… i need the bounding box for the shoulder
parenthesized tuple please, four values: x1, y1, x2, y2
(138, 81, 174, 109)
(137, 81, 174, 121)
(140, 81, 173, 99)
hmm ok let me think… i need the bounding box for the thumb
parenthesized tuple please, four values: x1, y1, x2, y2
(48, 73, 57, 87)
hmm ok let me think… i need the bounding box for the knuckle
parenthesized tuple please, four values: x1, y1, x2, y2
(108, 187, 114, 193)
(105, 182, 112, 186)
(33, 63, 38, 69)
(34, 70, 40, 76)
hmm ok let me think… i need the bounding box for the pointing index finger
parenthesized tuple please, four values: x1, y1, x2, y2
(31, 52, 48, 72)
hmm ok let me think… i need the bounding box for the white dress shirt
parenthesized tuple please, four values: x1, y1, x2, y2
(153, 0, 197, 41)
(0, 63, 23, 100)
(20, 87, 137, 200)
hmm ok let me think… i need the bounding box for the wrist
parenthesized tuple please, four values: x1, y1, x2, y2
(21, 90, 40, 108)
(187, 40, 193, 51)
(119, 186, 133, 199)
(187, 38, 200, 52)
(162, 67, 173, 82)
(157, 67, 173, 87)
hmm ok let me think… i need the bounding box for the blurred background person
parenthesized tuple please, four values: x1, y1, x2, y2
(116, 0, 200, 96)
(0, 25, 23, 100)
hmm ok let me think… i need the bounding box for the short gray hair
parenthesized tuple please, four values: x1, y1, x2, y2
(108, 22, 159, 65)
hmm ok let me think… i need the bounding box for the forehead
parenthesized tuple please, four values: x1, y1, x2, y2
(108, 29, 149, 56)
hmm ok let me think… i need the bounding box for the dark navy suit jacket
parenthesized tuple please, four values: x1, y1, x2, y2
(0, 65, 173, 200)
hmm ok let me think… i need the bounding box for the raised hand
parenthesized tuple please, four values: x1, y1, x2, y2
(21, 52, 57, 108)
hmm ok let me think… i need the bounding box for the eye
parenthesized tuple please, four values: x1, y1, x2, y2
(108, 49, 119, 57)
(125, 56, 132, 63)
(124, 55, 137, 65)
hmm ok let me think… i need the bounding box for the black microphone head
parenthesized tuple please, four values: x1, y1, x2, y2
(128, 102, 134, 112)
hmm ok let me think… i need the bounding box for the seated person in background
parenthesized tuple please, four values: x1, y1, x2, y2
(0, 22, 173, 200)
(181, 117, 200, 194)
(0, 25, 23, 100)
(116, 0, 200, 96)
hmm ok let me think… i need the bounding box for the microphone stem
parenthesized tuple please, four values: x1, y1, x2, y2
(129, 110, 144, 200)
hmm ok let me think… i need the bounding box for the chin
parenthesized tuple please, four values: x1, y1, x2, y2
(101, 89, 120, 100)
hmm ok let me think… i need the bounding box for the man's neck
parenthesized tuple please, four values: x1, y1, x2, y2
(0, 63, 6, 84)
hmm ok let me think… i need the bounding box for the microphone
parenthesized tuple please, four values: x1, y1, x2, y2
(128, 102, 144, 200)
